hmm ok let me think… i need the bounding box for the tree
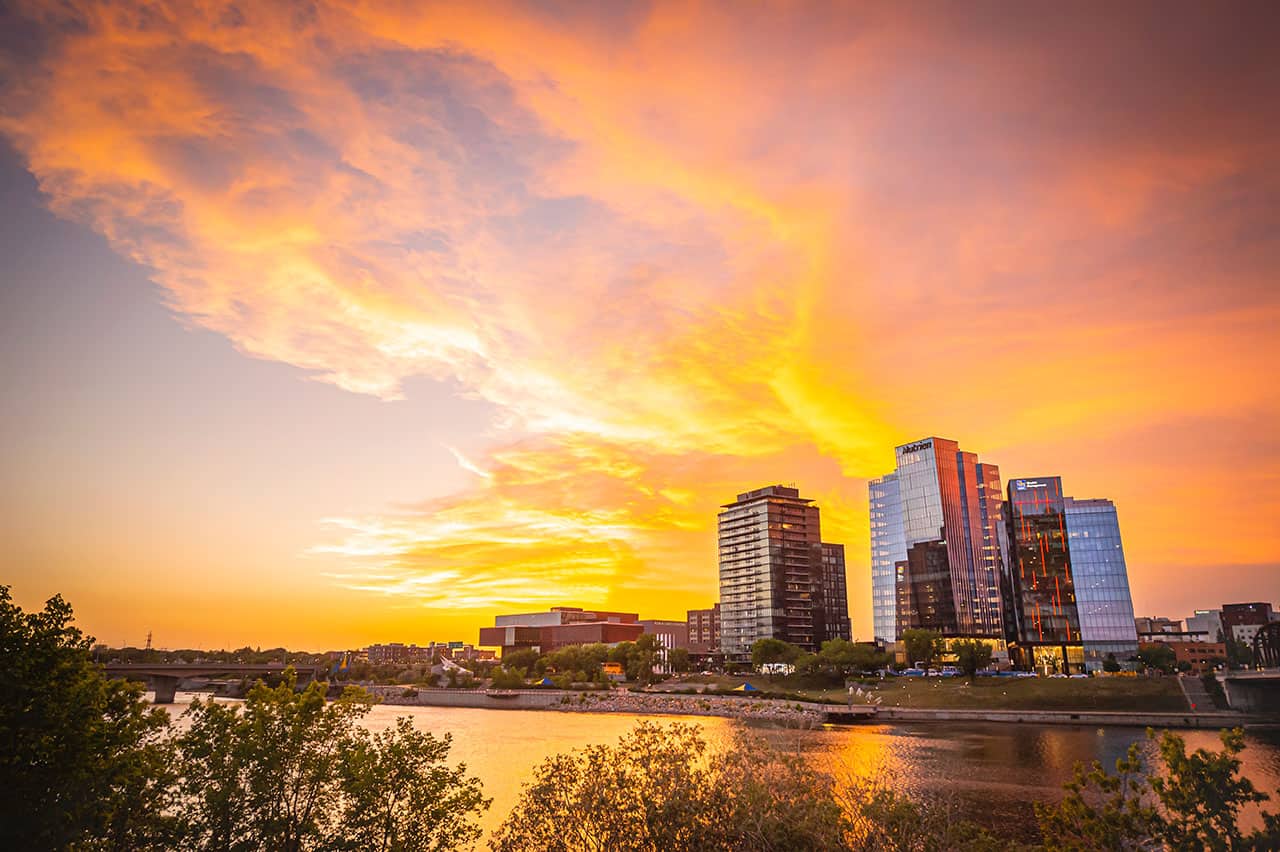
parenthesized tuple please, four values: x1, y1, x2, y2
(951, 640, 993, 680)
(817, 639, 887, 678)
(544, 643, 609, 677)
(751, 637, 802, 669)
(490, 667, 527, 689)
(0, 585, 177, 851)
(794, 651, 821, 675)
(628, 633, 663, 683)
(1036, 727, 1280, 851)
(490, 722, 848, 851)
(1103, 653, 1122, 673)
(667, 647, 692, 674)
(1225, 637, 1254, 670)
(1137, 643, 1177, 674)
(177, 674, 488, 850)
(499, 647, 540, 672)
(901, 629, 945, 668)
(334, 717, 489, 851)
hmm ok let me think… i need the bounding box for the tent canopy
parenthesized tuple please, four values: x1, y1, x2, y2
(733, 683, 758, 692)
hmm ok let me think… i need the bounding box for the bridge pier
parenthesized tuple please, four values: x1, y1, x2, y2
(151, 675, 179, 704)
(1216, 671, 1280, 713)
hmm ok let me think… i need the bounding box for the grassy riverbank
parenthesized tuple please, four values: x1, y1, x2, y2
(663, 674, 1190, 712)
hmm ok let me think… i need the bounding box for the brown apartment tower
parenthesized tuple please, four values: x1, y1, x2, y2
(717, 485, 850, 661)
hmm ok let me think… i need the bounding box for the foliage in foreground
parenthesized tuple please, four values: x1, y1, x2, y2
(490, 721, 848, 851)
(494, 721, 1280, 852)
(0, 589, 487, 852)
(0, 586, 174, 850)
(6, 588, 1280, 852)
(1037, 727, 1280, 851)
(177, 678, 488, 851)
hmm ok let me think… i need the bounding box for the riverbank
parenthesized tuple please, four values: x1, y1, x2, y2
(671, 673, 1195, 712)
(362, 686, 1273, 729)
(367, 686, 836, 724)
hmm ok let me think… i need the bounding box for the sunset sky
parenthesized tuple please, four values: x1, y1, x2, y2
(2, 1, 1277, 651)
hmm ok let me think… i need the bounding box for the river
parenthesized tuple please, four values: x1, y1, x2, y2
(160, 693, 1280, 844)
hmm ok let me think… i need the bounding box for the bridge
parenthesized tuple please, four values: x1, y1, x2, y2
(103, 663, 329, 703)
(1215, 669, 1280, 714)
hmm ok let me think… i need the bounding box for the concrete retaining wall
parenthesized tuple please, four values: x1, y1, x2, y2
(873, 707, 1253, 729)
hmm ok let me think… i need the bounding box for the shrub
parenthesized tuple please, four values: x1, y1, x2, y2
(491, 722, 847, 851)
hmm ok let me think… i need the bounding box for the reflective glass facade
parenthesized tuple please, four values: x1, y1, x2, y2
(869, 473, 903, 643)
(718, 485, 828, 659)
(1064, 498, 1139, 670)
(869, 438, 1006, 642)
(1003, 478, 1082, 672)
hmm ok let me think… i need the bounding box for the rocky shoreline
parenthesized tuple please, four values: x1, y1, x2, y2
(366, 685, 833, 724)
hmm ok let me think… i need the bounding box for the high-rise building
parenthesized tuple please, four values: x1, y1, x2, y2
(1003, 477, 1083, 672)
(718, 485, 835, 659)
(820, 543, 852, 641)
(869, 438, 1005, 643)
(687, 604, 721, 655)
(1065, 497, 1139, 670)
(869, 474, 904, 643)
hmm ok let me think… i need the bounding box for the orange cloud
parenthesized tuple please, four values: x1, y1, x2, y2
(1, 1, 1276, 641)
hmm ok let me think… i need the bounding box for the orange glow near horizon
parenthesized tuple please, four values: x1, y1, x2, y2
(0, 2, 1277, 649)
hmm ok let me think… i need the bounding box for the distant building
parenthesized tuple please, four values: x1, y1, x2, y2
(1138, 629, 1210, 644)
(494, 606, 638, 628)
(718, 485, 843, 659)
(687, 604, 721, 655)
(1154, 640, 1228, 674)
(639, 619, 690, 673)
(870, 438, 1006, 643)
(366, 643, 432, 665)
(365, 642, 492, 665)
(1221, 603, 1276, 645)
(478, 606, 643, 656)
(638, 619, 689, 651)
(1135, 616, 1184, 635)
(820, 543, 852, 641)
(1064, 497, 1139, 671)
(1186, 609, 1224, 643)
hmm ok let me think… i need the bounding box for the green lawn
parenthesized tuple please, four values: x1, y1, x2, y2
(813, 676, 1189, 712)
(666, 674, 1190, 712)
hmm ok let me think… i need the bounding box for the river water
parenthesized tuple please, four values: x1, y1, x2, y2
(161, 693, 1280, 844)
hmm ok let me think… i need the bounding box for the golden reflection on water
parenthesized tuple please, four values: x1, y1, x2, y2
(156, 694, 1280, 843)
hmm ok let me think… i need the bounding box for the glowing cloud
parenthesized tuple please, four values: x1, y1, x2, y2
(1, 1, 1276, 635)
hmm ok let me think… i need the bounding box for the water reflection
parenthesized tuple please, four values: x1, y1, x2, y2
(156, 693, 1280, 844)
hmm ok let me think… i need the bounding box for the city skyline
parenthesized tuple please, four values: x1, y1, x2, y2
(3, 2, 1279, 649)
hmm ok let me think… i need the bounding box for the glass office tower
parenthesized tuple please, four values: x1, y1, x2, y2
(718, 485, 826, 659)
(1003, 477, 1084, 673)
(869, 473, 904, 643)
(869, 438, 1006, 642)
(1065, 498, 1139, 670)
